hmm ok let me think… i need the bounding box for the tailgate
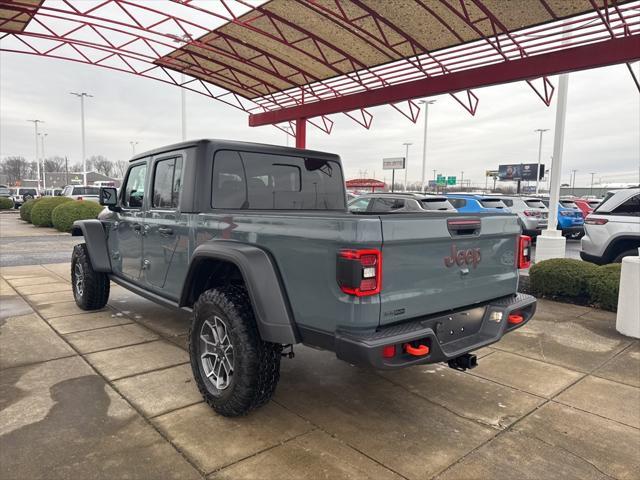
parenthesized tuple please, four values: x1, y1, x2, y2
(379, 214, 520, 326)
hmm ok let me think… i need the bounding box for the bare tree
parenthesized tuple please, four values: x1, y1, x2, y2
(89, 155, 113, 177)
(1, 156, 28, 183)
(113, 160, 128, 179)
(44, 156, 66, 172)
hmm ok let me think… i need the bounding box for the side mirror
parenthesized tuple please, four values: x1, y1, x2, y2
(99, 187, 120, 211)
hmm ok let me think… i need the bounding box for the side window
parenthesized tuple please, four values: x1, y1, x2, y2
(372, 197, 404, 211)
(502, 199, 513, 207)
(123, 163, 147, 208)
(212, 151, 247, 208)
(348, 197, 370, 212)
(612, 194, 640, 216)
(152, 157, 183, 209)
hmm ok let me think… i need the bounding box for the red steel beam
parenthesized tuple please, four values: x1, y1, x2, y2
(249, 34, 640, 126)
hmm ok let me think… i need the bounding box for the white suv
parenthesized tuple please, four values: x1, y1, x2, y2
(580, 187, 640, 264)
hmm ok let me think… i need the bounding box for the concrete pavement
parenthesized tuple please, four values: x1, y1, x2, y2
(1, 262, 638, 480)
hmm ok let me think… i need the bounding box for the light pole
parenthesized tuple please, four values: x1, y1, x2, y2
(70, 92, 93, 185)
(418, 99, 436, 192)
(460, 171, 464, 190)
(39, 132, 48, 190)
(402, 142, 412, 191)
(27, 120, 44, 191)
(130, 141, 139, 156)
(590, 172, 596, 197)
(571, 169, 578, 195)
(534, 128, 549, 194)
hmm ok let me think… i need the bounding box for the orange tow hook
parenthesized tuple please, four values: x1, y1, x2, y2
(508, 313, 524, 325)
(404, 343, 430, 357)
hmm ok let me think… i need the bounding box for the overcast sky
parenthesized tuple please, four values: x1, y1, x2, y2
(1, 52, 638, 188)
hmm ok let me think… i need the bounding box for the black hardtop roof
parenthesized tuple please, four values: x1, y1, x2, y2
(129, 139, 340, 163)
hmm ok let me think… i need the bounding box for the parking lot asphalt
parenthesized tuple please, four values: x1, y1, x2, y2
(1, 214, 638, 480)
(0, 212, 78, 266)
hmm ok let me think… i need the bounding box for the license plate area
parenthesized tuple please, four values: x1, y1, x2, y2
(425, 307, 486, 344)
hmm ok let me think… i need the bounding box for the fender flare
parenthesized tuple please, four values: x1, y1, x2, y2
(180, 241, 300, 345)
(71, 220, 112, 273)
(603, 234, 640, 262)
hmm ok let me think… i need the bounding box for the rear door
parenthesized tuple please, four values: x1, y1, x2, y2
(378, 214, 520, 326)
(143, 154, 189, 299)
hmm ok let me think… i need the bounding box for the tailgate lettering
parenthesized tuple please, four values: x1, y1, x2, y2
(444, 244, 481, 269)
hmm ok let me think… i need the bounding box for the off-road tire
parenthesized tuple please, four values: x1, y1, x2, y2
(613, 249, 637, 263)
(190, 285, 282, 417)
(71, 243, 110, 310)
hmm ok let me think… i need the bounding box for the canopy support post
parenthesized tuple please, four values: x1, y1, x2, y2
(295, 118, 306, 149)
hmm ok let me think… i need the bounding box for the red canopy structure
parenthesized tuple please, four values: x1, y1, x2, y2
(1, 0, 639, 147)
(346, 178, 386, 191)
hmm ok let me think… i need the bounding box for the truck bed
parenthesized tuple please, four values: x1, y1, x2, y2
(194, 210, 521, 336)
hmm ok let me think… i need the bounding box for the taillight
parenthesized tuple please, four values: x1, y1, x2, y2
(337, 248, 382, 296)
(77, 196, 83, 201)
(523, 210, 540, 217)
(585, 215, 608, 225)
(517, 235, 532, 269)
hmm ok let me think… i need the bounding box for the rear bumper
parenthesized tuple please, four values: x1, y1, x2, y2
(334, 293, 536, 370)
(561, 226, 584, 235)
(580, 251, 605, 265)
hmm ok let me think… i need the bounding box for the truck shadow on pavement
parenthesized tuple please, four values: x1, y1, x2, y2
(0, 375, 133, 479)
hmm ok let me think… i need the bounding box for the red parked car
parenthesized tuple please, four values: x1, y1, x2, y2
(567, 198, 601, 217)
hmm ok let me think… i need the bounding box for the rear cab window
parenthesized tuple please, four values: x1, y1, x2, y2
(212, 150, 344, 210)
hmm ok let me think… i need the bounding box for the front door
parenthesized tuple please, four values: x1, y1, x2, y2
(143, 155, 189, 299)
(109, 161, 147, 282)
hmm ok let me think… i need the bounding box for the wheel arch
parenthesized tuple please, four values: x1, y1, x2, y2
(603, 235, 640, 262)
(71, 220, 112, 272)
(180, 241, 300, 345)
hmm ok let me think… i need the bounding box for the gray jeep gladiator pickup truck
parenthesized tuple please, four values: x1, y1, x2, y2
(70, 139, 536, 416)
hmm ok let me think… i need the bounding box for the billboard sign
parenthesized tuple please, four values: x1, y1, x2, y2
(383, 157, 405, 170)
(498, 163, 544, 181)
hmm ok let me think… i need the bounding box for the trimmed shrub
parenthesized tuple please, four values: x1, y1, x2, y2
(52, 200, 104, 233)
(529, 258, 598, 300)
(0, 197, 14, 209)
(586, 264, 621, 312)
(19, 198, 41, 222)
(31, 196, 73, 227)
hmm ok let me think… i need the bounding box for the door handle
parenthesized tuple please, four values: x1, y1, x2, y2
(158, 227, 174, 236)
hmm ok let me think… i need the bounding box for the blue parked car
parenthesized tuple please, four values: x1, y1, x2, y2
(446, 194, 511, 214)
(541, 199, 585, 239)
